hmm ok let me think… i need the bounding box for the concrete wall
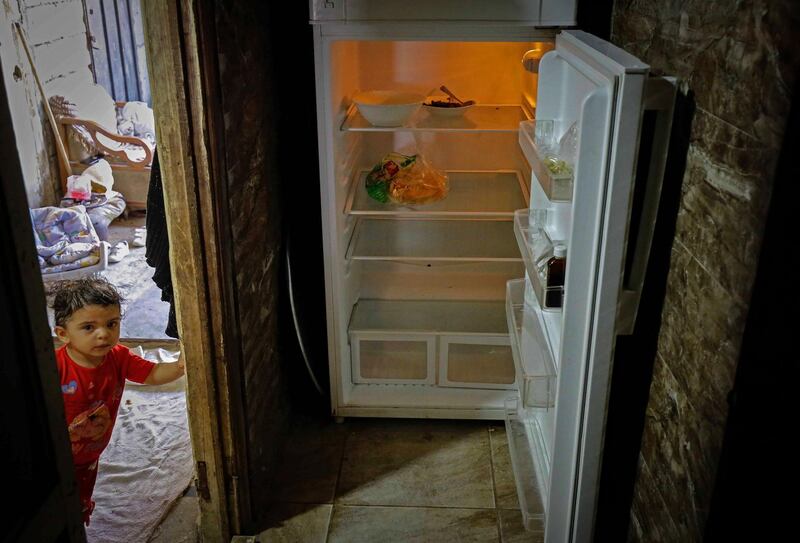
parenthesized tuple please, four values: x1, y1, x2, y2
(0, 0, 93, 207)
(610, 1, 799, 540)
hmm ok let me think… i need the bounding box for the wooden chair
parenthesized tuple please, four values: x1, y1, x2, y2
(49, 84, 154, 210)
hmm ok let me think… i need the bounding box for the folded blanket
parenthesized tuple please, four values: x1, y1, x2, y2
(31, 206, 102, 274)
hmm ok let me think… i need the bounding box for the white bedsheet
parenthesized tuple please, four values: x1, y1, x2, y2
(85, 382, 194, 543)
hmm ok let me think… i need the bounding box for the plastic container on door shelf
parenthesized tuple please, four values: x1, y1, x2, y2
(518, 119, 576, 202)
(513, 209, 567, 312)
(544, 245, 566, 308)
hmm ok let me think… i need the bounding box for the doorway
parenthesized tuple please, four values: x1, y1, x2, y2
(0, 2, 218, 541)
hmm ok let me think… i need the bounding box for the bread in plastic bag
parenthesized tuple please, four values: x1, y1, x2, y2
(365, 153, 449, 205)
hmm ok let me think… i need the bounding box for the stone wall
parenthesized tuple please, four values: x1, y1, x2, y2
(0, 0, 93, 207)
(611, 1, 799, 540)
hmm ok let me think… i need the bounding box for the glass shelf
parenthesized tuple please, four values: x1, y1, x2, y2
(505, 397, 550, 533)
(347, 218, 521, 262)
(350, 299, 509, 335)
(345, 170, 529, 219)
(341, 104, 530, 132)
(519, 120, 574, 202)
(512, 209, 567, 311)
(506, 279, 557, 410)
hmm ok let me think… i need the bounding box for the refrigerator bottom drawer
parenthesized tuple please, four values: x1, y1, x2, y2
(350, 332, 515, 388)
(439, 334, 516, 389)
(350, 333, 436, 384)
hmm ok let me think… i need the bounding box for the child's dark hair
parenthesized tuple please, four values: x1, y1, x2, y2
(51, 277, 123, 327)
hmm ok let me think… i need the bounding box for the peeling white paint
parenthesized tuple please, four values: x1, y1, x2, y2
(688, 147, 755, 202)
(0, 0, 92, 207)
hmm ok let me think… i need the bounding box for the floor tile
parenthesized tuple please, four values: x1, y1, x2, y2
(328, 505, 499, 543)
(336, 420, 495, 508)
(489, 424, 520, 509)
(256, 503, 332, 543)
(148, 496, 199, 543)
(498, 509, 543, 543)
(272, 419, 348, 503)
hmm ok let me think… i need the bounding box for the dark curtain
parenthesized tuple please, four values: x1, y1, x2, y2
(145, 150, 179, 338)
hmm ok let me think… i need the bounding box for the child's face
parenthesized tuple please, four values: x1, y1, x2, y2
(55, 304, 121, 365)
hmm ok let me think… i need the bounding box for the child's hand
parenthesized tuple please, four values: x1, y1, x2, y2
(144, 354, 185, 385)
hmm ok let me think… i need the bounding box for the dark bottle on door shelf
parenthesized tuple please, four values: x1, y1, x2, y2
(545, 244, 566, 308)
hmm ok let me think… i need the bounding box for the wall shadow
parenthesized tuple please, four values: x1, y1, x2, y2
(595, 88, 696, 541)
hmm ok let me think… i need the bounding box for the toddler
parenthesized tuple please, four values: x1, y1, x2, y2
(52, 277, 185, 525)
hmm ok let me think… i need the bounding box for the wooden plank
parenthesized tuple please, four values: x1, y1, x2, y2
(53, 336, 181, 351)
(101, 0, 127, 100)
(85, 0, 112, 94)
(188, 0, 251, 531)
(114, 0, 139, 101)
(128, 0, 150, 104)
(141, 1, 230, 540)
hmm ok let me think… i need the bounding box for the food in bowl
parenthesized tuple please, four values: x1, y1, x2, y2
(423, 95, 476, 117)
(352, 90, 425, 127)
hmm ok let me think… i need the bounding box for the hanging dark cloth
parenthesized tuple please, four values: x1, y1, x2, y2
(145, 150, 179, 338)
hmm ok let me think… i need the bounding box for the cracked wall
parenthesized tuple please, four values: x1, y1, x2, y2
(0, 0, 92, 207)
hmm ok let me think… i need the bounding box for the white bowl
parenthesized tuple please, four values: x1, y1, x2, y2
(353, 90, 424, 127)
(423, 95, 476, 118)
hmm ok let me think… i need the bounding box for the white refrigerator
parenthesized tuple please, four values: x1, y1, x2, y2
(310, 3, 675, 540)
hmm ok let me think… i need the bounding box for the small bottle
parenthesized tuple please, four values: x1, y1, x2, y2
(545, 244, 566, 308)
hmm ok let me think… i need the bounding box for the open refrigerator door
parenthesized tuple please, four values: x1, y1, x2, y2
(505, 30, 675, 541)
(311, 19, 674, 540)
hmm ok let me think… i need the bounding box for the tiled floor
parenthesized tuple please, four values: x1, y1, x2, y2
(257, 418, 542, 543)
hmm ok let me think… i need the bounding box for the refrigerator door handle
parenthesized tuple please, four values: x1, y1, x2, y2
(616, 76, 677, 335)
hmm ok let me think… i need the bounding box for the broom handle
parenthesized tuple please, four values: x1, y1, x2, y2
(14, 22, 73, 183)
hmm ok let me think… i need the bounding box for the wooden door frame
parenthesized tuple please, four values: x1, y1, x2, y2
(2, 1, 246, 538)
(141, 1, 247, 540)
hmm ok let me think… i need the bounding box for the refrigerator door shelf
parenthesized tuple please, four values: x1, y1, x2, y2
(345, 169, 529, 219)
(519, 119, 575, 202)
(347, 218, 522, 262)
(506, 279, 558, 409)
(341, 103, 530, 133)
(505, 397, 551, 533)
(513, 209, 567, 311)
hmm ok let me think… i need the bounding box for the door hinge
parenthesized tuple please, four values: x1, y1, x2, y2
(196, 460, 211, 501)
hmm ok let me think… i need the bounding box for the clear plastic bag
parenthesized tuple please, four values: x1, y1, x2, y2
(365, 153, 449, 205)
(66, 174, 92, 200)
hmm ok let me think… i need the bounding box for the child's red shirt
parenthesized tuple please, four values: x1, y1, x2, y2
(56, 344, 155, 466)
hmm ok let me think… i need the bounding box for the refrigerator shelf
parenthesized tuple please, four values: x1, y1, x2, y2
(344, 384, 511, 415)
(505, 397, 550, 533)
(345, 169, 529, 219)
(347, 218, 522, 262)
(519, 120, 574, 202)
(506, 279, 557, 409)
(512, 210, 566, 311)
(350, 299, 509, 335)
(341, 103, 531, 133)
